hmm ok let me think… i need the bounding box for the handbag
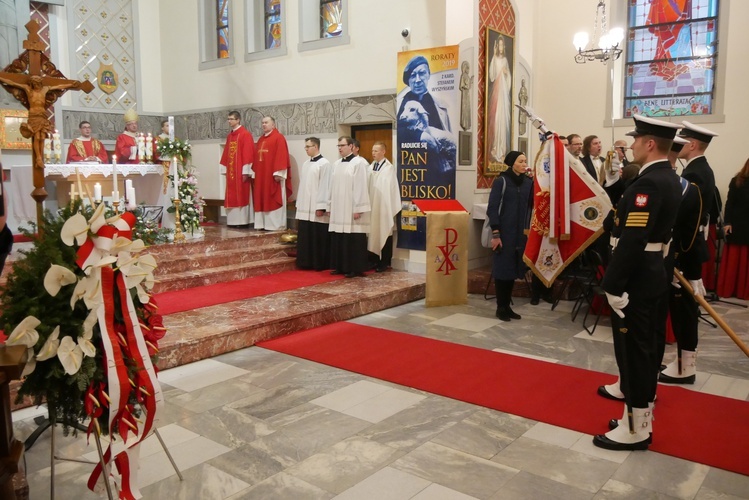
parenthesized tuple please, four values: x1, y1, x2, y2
(481, 177, 506, 248)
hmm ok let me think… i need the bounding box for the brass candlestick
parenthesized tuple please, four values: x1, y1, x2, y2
(112, 199, 120, 215)
(172, 198, 185, 243)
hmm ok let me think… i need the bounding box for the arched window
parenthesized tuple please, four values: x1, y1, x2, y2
(624, 0, 719, 118)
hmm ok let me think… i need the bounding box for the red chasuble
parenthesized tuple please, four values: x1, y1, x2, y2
(67, 138, 109, 162)
(115, 132, 139, 163)
(254, 129, 293, 212)
(220, 126, 255, 208)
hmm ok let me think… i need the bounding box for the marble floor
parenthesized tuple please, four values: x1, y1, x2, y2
(12, 292, 749, 499)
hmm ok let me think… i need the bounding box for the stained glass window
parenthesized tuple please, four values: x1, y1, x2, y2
(216, 0, 230, 59)
(265, 0, 282, 49)
(320, 0, 342, 39)
(624, 0, 719, 117)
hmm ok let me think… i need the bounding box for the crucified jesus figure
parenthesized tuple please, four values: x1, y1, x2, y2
(0, 74, 90, 170)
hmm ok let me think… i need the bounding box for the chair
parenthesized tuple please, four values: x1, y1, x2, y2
(574, 249, 609, 335)
(553, 252, 596, 311)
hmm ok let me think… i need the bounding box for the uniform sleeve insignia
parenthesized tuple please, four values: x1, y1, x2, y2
(635, 194, 649, 207)
(625, 211, 649, 227)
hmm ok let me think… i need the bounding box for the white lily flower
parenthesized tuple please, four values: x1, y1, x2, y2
(6, 316, 41, 348)
(57, 336, 83, 375)
(82, 309, 98, 337)
(60, 213, 89, 246)
(36, 326, 61, 361)
(134, 283, 150, 304)
(70, 278, 87, 309)
(88, 203, 107, 234)
(44, 264, 77, 297)
(79, 333, 96, 358)
(82, 274, 103, 309)
(123, 264, 147, 289)
(137, 254, 157, 271)
(21, 348, 36, 377)
(141, 271, 156, 291)
(129, 240, 146, 254)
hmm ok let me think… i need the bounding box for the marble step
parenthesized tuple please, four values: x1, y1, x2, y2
(153, 255, 298, 293)
(156, 270, 426, 370)
(145, 229, 287, 258)
(152, 243, 293, 275)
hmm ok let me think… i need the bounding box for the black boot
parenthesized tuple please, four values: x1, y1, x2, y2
(495, 280, 514, 321)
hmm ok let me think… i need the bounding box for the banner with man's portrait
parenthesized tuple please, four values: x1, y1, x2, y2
(483, 28, 515, 177)
(396, 45, 459, 250)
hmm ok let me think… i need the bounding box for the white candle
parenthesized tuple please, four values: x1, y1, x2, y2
(172, 157, 178, 199)
(112, 157, 119, 203)
(44, 136, 52, 162)
(125, 179, 133, 191)
(168, 116, 174, 142)
(52, 130, 61, 160)
(145, 133, 153, 161)
(126, 186, 136, 210)
(94, 183, 102, 202)
(112, 190, 119, 201)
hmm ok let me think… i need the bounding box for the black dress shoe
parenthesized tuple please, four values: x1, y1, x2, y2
(607, 419, 654, 443)
(541, 294, 554, 304)
(658, 372, 696, 384)
(597, 385, 624, 401)
(496, 308, 511, 322)
(530, 296, 540, 306)
(593, 434, 649, 451)
(330, 270, 344, 275)
(344, 272, 364, 278)
(507, 308, 521, 320)
(375, 265, 388, 272)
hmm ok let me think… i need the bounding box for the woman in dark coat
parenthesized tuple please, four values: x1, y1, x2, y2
(717, 157, 749, 299)
(487, 151, 534, 321)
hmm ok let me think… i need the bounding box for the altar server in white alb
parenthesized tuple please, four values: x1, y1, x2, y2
(323, 136, 371, 278)
(295, 136, 332, 271)
(367, 142, 401, 272)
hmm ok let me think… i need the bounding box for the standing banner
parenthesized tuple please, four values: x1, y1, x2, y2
(523, 134, 612, 286)
(396, 45, 460, 250)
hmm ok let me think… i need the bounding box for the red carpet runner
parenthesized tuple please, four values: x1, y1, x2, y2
(260, 322, 749, 476)
(156, 270, 345, 315)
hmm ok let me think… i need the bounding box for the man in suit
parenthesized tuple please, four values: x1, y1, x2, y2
(580, 135, 603, 181)
(594, 115, 682, 452)
(566, 134, 583, 159)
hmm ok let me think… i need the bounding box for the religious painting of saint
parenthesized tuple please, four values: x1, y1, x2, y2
(483, 27, 514, 177)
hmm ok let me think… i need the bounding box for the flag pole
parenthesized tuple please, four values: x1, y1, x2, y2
(673, 269, 749, 357)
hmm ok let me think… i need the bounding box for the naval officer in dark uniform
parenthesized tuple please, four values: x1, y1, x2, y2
(594, 115, 682, 451)
(659, 121, 718, 383)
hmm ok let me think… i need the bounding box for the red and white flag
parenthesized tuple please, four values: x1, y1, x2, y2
(523, 134, 612, 287)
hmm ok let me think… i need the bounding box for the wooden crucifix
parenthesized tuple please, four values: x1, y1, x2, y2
(0, 20, 94, 227)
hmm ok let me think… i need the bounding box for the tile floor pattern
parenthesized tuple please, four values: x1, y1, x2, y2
(13, 295, 749, 499)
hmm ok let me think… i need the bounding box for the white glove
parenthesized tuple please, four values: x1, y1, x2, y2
(689, 279, 707, 297)
(605, 159, 621, 187)
(703, 224, 709, 240)
(605, 291, 629, 319)
(671, 274, 682, 289)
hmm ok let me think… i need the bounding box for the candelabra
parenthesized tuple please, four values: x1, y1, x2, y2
(172, 198, 186, 243)
(572, 1, 623, 64)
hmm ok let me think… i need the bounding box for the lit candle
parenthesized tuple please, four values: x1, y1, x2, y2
(172, 157, 178, 199)
(112, 155, 118, 198)
(137, 133, 146, 161)
(94, 183, 102, 202)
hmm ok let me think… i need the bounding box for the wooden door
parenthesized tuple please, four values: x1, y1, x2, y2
(352, 124, 393, 164)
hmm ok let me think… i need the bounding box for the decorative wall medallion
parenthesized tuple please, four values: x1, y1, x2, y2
(97, 63, 118, 94)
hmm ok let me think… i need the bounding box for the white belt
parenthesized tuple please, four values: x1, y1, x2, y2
(645, 242, 664, 252)
(610, 237, 667, 253)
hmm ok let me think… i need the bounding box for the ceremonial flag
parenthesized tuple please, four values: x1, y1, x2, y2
(523, 134, 612, 287)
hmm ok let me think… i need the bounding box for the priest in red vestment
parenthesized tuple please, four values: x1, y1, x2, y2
(66, 121, 109, 162)
(253, 116, 292, 230)
(115, 108, 140, 164)
(220, 110, 255, 227)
